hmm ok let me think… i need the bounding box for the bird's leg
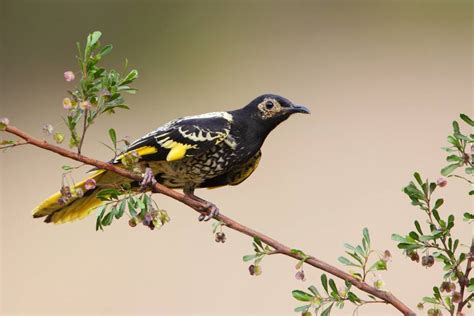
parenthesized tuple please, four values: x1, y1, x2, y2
(140, 165, 157, 191)
(183, 183, 220, 222)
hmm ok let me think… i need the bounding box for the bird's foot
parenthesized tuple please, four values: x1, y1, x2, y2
(197, 201, 220, 222)
(184, 192, 220, 222)
(140, 167, 156, 191)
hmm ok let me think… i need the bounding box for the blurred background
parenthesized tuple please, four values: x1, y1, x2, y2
(1, 0, 472, 315)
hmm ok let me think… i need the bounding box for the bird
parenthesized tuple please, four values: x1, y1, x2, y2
(33, 94, 310, 224)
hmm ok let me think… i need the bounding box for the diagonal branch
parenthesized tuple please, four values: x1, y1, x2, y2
(3, 125, 415, 316)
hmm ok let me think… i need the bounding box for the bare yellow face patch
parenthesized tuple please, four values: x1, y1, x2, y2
(257, 97, 282, 119)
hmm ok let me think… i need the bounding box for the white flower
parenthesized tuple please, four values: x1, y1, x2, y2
(42, 124, 54, 136)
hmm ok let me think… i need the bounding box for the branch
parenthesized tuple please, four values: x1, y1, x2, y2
(3, 125, 415, 316)
(458, 242, 474, 312)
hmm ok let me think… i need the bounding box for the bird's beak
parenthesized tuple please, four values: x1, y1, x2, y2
(288, 104, 310, 114)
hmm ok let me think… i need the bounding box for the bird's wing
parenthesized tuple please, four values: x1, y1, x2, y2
(117, 112, 235, 163)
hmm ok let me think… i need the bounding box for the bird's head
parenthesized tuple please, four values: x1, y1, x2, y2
(239, 94, 310, 128)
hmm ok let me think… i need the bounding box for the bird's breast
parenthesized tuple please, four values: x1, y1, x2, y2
(148, 142, 241, 188)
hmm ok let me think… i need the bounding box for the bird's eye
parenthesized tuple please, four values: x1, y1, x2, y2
(265, 101, 274, 110)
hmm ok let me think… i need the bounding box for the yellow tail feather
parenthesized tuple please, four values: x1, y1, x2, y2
(33, 170, 106, 224)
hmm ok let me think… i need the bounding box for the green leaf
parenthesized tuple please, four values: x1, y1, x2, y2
(422, 297, 439, 304)
(96, 188, 120, 201)
(108, 128, 117, 148)
(419, 234, 436, 242)
(128, 201, 137, 217)
(292, 290, 313, 302)
(95, 206, 106, 231)
(434, 198, 444, 210)
(62, 165, 74, 171)
(308, 285, 320, 296)
(88, 31, 102, 47)
(414, 220, 423, 234)
(362, 227, 370, 248)
(441, 163, 460, 176)
(413, 172, 423, 185)
(115, 200, 126, 219)
(99, 44, 113, 57)
(321, 274, 328, 294)
(446, 155, 461, 162)
(355, 245, 365, 257)
(294, 305, 311, 313)
(120, 69, 138, 85)
(408, 231, 419, 241)
(433, 286, 442, 300)
(452, 121, 460, 134)
(347, 292, 361, 303)
(429, 182, 436, 194)
(135, 196, 146, 210)
(328, 279, 338, 295)
(432, 209, 441, 224)
(338, 256, 358, 266)
(463, 212, 474, 221)
(253, 237, 264, 250)
(345, 251, 363, 265)
(343, 243, 356, 251)
(466, 167, 474, 175)
(320, 303, 334, 316)
(369, 259, 387, 271)
(460, 113, 474, 126)
(397, 243, 422, 250)
(101, 211, 114, 226)
(243, 254, 256, 262)
(391, 234, 407, 243)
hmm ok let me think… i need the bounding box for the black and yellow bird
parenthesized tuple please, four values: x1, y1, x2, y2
(33, 94, 310, 223)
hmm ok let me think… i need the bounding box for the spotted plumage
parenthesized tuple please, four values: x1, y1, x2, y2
(33, 94, 310, 223)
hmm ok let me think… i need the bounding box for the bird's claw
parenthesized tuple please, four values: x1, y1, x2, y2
(198, 202, 220, 222)
(140, 167, 156, 191)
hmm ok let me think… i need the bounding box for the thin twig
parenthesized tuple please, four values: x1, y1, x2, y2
(457, 243, 474, 312)
(77, 109, 89, 154)
(0, 141, 28, 150)
(3, 124, 416, 316)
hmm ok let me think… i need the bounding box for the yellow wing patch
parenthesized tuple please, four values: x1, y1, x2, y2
(161, 139, 197, 162)
(116, 146, 158, 162)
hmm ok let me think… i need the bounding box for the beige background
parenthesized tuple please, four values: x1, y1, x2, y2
(1, 0, 472, 315)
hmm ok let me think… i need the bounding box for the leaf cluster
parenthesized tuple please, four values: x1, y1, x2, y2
(292, 275, 369, 316)
(95, 188, 169, 231)
(338, 228, 387, 281)
(64, 31, 138, 150)
(392, 115, 473, 315)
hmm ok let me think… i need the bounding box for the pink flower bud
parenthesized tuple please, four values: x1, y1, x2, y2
(295, 270, 306, 281)
(79, 100, 92, 110)
(437, 177, 447, 188)
(64, 71, 75, 82)
(382, 250, 392, 262)
(84, 178, 96, 190)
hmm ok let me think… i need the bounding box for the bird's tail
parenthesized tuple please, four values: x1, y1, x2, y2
(33, 170, 107, 224)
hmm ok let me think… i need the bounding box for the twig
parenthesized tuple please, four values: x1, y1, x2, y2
(0, 141, 28, 150)
(77, 109, 88, 154)
(457, 242, 474, 312)
(3, 125, 416, 316)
